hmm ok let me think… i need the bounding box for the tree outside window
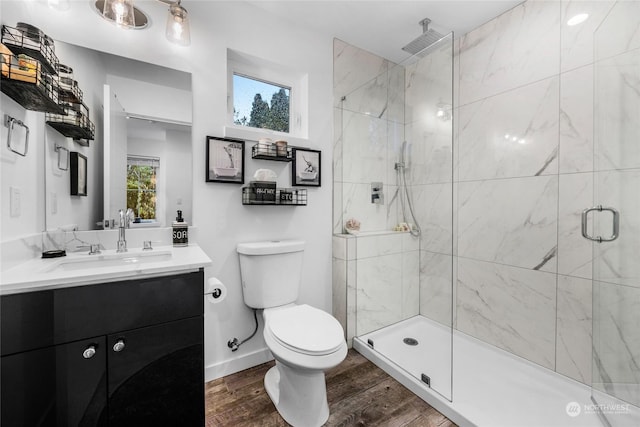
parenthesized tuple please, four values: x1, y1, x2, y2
(233, 74, 290, 133)
(127, 157, 158, 220)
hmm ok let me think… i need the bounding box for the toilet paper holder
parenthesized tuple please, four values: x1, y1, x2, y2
(206, 277, 228, 304)
(206, 287, 223, 299)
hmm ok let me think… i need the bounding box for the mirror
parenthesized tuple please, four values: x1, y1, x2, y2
(44, 41, 192, 232)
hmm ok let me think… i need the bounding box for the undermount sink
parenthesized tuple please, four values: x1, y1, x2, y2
(42, 249, 173, 273)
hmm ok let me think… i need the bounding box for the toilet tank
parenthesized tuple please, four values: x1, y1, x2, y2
(237, 240, 304, 309)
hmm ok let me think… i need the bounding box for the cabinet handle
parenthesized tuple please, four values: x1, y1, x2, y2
(83, 345, 96, 359)
(113, 339, 126, 352)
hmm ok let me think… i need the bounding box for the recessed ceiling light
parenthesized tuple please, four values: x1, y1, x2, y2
(567, 13, 589, 26)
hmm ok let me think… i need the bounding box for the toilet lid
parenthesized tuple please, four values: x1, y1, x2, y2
(268, 304, 344, 356)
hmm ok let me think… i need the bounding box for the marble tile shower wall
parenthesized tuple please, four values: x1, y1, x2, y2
(334, 39, 405, 234)
(454, 0, 621, 385)
(333, 39, 412, 342)
(333, 0, 637, 389)
(590, 1, 640, 399)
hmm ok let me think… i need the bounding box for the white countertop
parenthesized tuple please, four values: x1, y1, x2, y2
(0, 244, 212, 295)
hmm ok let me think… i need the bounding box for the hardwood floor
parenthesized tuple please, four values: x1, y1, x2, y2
(205, 349, 457, 427)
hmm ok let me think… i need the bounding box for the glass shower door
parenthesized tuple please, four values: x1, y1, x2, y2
(591, 3, 640, 425)
(340, 32, 454, 402)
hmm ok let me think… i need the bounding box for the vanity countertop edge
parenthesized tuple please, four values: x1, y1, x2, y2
(0, 244, 212, 295)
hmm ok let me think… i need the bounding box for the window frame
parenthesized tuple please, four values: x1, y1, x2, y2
(126, 156, 160, 223)
(226, 49, 308, 140)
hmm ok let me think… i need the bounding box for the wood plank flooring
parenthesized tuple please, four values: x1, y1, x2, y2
(205, 349, 457, 427)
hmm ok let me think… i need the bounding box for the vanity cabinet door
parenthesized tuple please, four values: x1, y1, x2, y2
(107, 316, 204, 426)
(1, 337, 107, 427)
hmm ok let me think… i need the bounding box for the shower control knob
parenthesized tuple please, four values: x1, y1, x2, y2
(82, 345, 96, 359)
(113, 339, 125, 352)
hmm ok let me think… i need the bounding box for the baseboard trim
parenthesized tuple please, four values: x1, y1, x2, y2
(205, 347, 274, 382)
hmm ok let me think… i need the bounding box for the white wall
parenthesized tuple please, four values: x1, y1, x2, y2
(0, 1, 334, 380)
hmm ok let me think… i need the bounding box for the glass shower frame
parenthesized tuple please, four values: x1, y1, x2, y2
(337, 33, 455, 401)
(591, 3, 640, 426)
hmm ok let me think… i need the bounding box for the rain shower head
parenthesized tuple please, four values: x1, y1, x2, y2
(402, 18, 447, 56)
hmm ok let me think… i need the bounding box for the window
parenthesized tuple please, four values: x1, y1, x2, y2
(233, 74, 290, 133)
(227, 49, 308, 139)
(127, 156, 159, 221)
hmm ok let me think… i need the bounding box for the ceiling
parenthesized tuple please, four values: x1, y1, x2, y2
(2, 1, 523, 66)
(247, 1, 524, 63)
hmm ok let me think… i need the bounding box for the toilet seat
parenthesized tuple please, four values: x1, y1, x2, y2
(267, 304, 344, 356)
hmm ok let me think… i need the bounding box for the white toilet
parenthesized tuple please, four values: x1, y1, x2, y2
(237, 240, 347, 427)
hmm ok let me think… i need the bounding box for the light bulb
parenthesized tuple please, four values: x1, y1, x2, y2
(103, 0, 135, 28)
(166, 3, 191, 46)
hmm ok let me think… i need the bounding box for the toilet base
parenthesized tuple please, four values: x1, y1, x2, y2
(264, 361, 329, 427)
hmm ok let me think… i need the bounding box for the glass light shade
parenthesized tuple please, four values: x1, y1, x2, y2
(103, 0, 136, 28)
(166, 3, 191, 46)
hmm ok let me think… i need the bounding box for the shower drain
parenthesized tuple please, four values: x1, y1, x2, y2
(403, 337, 419, 346)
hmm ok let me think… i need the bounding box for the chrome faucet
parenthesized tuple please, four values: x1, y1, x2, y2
(117, 208, 134, 253)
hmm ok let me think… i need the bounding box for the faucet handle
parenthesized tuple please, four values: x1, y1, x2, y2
(77, 243, 104, 255)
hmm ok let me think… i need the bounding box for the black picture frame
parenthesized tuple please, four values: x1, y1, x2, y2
(205, 136, 245, 184)
(70, 152, 87, 196)
(292, 148, 321, 187)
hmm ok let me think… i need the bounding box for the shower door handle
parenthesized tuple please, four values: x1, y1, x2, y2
(581, 205, 619, 242)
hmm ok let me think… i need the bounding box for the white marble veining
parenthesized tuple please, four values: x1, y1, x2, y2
(458, 76, 559, 181)
(561, 0, 615, 72)
(560, 65, 594, 173)
(594, 1, 640, 63)
(414, 183, 453, 255)
(419, 251, 453, 327)
(404, 118, 453, 186)
(1, 244, 212, 295)
(458, 0, 560, 105)
(356, 253, 404, 335)
(558, 172, 593, 279)
(333, 38, 389, 108)
(341, 182, 398, 232)
(387, 61, 405, 124)
(341, 65, 391, 120)
(353, 233, 421, 336)
(401, 249, 420, 320)
(341, 110, 387, 183)
(593, 281, 640, 407)
(346, 258, 357, 344)
(593, 169, 640, 288)
(332, 256, 347, 333)
(594, 49, 640, 171)
(456, 257, 557, 369)
(457, 176, 558, 272)
(405, 36, 453, 128)
(556, 274, 592, 384)
(355, 232, 403, 259)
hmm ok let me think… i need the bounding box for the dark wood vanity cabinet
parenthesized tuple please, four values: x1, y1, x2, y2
(0, 270, 204, 427)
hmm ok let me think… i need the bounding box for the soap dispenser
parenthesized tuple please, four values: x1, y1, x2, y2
(172, 210, 189, 247)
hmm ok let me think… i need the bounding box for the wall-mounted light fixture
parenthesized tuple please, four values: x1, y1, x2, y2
(165, 0, 190, 46)
(95, 0, 190, 46)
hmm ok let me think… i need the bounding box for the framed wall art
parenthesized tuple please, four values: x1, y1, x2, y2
(70, 152, 87, 196)
(206, 136, 245, 184)
(292, 147, 321, 187)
